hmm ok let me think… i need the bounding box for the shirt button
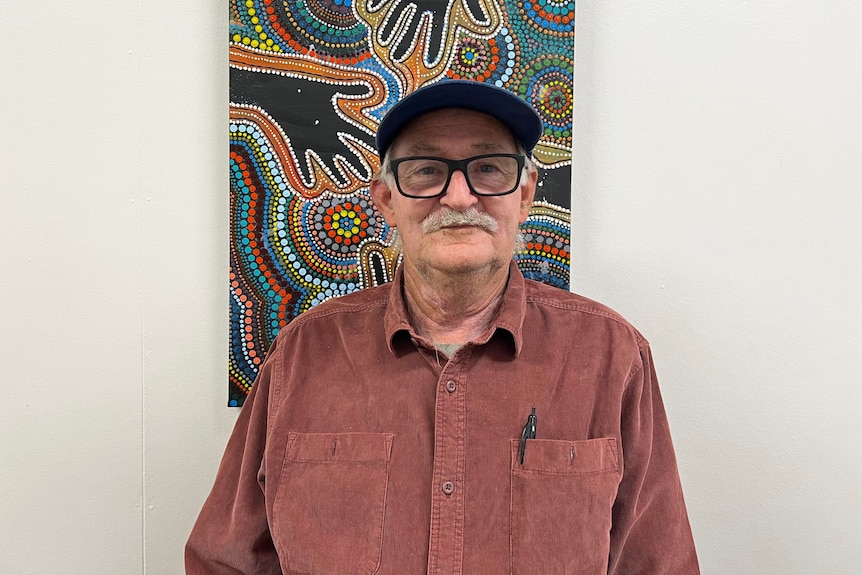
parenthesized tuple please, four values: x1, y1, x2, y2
(441, 481, 455, 496)
(445, 380, 457, 393)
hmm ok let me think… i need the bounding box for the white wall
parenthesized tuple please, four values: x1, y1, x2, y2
(1, 1, 859, 573)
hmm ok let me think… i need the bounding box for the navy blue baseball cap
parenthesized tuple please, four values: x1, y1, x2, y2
(375, 80, 543, 159)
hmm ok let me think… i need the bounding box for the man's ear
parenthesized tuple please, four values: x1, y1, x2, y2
(370, 176, 398, 227)
(518, 168, 538, 223)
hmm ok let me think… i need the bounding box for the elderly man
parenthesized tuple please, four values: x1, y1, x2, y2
(186, 80, 699, 574)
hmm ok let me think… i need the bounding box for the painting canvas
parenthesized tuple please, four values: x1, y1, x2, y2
(228, 0, 575, 405)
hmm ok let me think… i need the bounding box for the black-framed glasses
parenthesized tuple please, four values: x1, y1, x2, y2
(389, 153, 525, 199)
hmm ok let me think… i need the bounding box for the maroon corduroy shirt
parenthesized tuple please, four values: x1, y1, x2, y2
(186, 262, 699, 574)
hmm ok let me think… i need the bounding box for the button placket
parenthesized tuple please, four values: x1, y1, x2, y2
(427, 356, 469, 574)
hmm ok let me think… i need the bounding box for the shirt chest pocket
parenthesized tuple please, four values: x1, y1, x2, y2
(509, 437, 621, 575)
(272, 432, 394, 575)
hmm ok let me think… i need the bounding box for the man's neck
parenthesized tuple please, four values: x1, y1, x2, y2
(402, 261, 509, 346)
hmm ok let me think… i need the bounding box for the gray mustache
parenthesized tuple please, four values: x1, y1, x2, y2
(422, 208, 499, 234)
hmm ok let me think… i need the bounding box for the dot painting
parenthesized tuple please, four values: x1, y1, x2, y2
(229, 0, 575, 406)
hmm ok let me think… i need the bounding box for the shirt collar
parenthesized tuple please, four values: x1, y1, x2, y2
(384, 260, 526, 357)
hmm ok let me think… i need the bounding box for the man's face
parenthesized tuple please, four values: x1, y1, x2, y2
(371, 108, 537, 279)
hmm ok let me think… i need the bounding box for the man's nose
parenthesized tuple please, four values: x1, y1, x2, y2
(439, 169, 478, 210)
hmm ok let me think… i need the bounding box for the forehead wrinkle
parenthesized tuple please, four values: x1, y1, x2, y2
(401, 141, 513, 156)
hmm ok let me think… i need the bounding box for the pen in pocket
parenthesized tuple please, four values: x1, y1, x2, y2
(519, 406, 537, 464)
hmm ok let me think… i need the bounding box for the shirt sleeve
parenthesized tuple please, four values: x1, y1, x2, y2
(608, 342, 700, 574)
(185, 338, 282, 575)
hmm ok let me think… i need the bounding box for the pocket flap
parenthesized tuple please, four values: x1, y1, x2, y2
(286, 432, 394, 464)
(511, 437, 619, 474)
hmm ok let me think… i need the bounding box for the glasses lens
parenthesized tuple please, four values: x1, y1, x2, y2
(466, 156, 520, 195)
(395, 159, 449, 197)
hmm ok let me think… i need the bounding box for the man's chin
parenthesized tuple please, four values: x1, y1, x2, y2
(425, 250, 505, 277)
